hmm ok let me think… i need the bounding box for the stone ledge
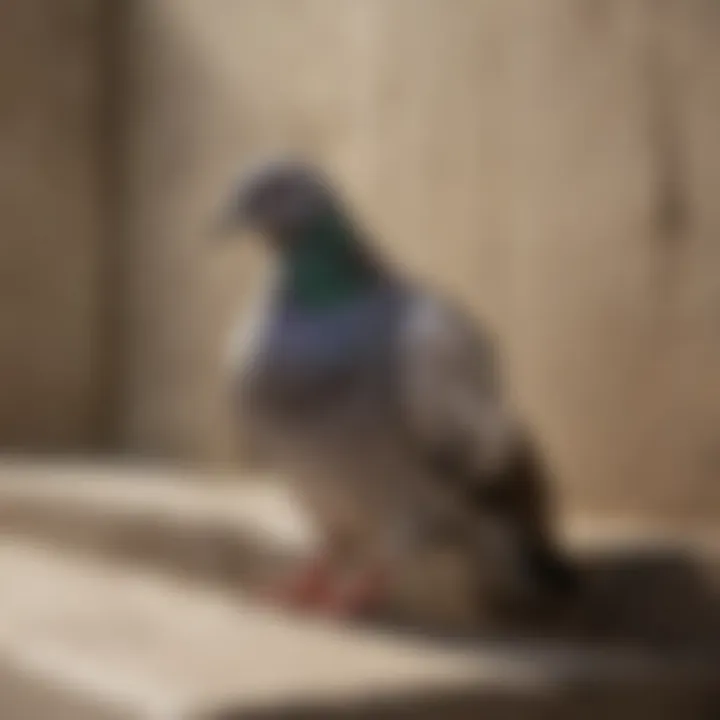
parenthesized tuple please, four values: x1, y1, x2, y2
(0, 537, 716, 720)
(0, 459, 317, 591)
(0, 459, 719, 644)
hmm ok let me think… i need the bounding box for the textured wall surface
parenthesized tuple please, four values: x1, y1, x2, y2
(0, 0, 105, 450)
(121, 0, 720, 519)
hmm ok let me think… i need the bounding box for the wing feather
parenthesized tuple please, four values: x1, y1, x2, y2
(397, 291, 519, 479)
(396, 291, 578, 596)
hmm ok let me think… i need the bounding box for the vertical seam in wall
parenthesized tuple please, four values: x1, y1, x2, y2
(642, 0, 690, 381)
(630, 0, 691, 489)
(94, 0, 132, 451)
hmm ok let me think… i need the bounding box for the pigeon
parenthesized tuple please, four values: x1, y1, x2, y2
(220, 158, 578, 625)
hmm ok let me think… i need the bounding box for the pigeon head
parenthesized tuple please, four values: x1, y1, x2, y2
(218, 158, 386, 309)
(219, 158, 340, 248)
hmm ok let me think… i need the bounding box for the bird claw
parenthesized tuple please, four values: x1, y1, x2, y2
(263, 558, 387, 620)
(317, 567, 387, 620)
(266, 555, 336, 610)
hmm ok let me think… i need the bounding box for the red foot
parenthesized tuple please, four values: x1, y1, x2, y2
(266, 555, 336, 610)
(319, 568, 387, 619)
(262, 560, 387, 620)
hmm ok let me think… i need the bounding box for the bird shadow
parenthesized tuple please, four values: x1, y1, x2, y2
(201, 546, 720, 720)
(366, 545, 720, 658)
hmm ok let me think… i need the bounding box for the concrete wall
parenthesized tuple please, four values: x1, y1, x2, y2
(0, 0, 107, 450)
(121, 0, 720, 520)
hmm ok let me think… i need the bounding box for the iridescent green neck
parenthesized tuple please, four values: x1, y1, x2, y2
(281, 212, 378, 310)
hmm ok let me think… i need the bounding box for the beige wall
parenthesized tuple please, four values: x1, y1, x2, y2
(121, 0, 720, 520)
(0, 0, 107, 450)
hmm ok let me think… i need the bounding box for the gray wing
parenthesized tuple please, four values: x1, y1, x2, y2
(397, 291, 520, 480)
(396, 291, 577, 599)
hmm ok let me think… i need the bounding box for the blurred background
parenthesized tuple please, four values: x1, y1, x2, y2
(1, 2, 719, 716)
(2, 0, 720, 520)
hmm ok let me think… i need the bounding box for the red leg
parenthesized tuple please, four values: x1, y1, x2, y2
(320, 566, 388, 619)
(265, 553, 337, 610)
